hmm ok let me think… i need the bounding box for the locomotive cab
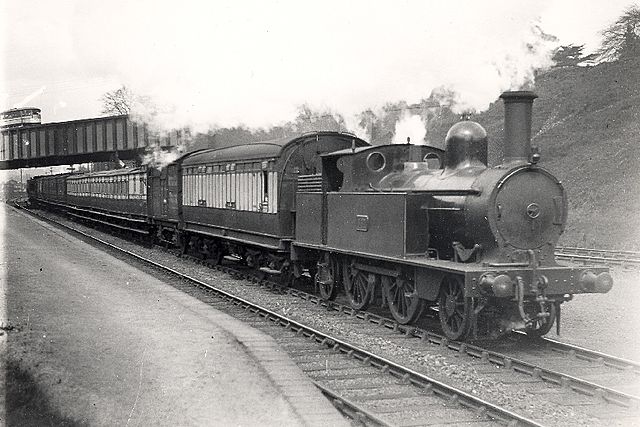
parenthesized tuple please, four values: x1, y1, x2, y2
(321, 143, 444, 192)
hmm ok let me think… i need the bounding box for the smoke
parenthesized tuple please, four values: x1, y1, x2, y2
(343, 114, 370, 141)
(392, 112, 427, 145)
(445, 24, 558, 114)
(140, 146, 184, 169)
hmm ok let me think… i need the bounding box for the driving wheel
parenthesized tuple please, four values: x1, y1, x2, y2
(343, 260, 374, 310)
(438, 275, 472, 340)
(316, 254, 339, 301)
(384, 275, 425, 324)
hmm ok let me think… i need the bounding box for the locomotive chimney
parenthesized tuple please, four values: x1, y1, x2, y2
(500, 91, 537, 164)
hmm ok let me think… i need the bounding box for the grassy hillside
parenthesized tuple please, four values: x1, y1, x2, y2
(476, 58, 640, 250)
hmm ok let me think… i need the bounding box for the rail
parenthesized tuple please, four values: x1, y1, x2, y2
(294, 290, 640, 408)
(555, 246, 640, 269)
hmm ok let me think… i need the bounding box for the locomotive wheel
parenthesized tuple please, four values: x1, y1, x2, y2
(383, 275, 425, 324)
(438, 276, 472, 340)
(524, 303, 556, 338)
(343, 261, 374, 310)
(315, 254, 339, 301)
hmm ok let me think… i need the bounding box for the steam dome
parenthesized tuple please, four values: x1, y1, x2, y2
(443, 121, 487, 170)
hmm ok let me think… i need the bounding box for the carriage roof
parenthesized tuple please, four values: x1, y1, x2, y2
(182, 131, 365, 166)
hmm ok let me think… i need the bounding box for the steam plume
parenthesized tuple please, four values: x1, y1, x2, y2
(392, 112, 427, 145)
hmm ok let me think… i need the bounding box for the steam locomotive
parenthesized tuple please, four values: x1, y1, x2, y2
(27, 91, 613, 340)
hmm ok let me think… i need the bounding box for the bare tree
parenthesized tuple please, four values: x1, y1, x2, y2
(596, 5, 640, 62)
(100, 85, 135, 115)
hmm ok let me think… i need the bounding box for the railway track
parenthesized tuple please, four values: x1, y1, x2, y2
(189, 253, 640, 409)
(15, 203, 640, 425)
(555, 246, 640, 269)
(292, 291, 640, 409)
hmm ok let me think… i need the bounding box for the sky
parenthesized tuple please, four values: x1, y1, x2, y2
(1, 0, 638, 133)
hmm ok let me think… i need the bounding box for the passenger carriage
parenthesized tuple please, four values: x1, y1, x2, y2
(170, 131, 369, 275)
(65, 168, 149, 235)
(28, 172, 72, 207)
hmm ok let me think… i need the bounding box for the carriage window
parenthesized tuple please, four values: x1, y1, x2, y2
(181, 165, 277, 213)
(263, 171, 269, 201)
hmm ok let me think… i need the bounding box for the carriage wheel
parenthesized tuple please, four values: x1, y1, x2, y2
(178, 233, 190, 256)
(245, 252, 258, 269)
(194, 237, 208, 260)
(208, 243, 224, 267)
(343, 260, 374, 310)
(524, 303, 556, 338)
(438, 275, 472, 340)
(315, 254, 340, 301)
(384, 275, 425, 324)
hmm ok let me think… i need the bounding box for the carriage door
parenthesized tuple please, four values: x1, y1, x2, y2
(165, 165, 179, 219)
(160, 168, 169, 217)
(149, 169, 166, 218)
